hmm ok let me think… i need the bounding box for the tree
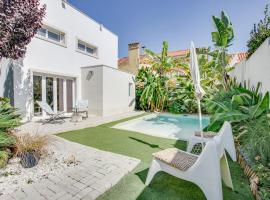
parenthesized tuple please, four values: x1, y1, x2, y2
(247, 4, 270, 57)
(211, 11, 234, 90)
(0, 0, 46, 60)
(139, 41, 174, 111)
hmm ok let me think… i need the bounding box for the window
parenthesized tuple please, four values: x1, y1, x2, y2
(77, 40, 98, 57)
(36, 26, 65, 45)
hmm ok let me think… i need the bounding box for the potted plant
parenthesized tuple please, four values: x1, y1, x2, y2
(15, 134, 50, 168)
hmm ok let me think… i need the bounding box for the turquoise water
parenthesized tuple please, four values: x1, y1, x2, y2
(114, 114, 210, 140)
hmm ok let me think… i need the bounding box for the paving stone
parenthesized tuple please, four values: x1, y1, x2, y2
(3, 137, 140, 200)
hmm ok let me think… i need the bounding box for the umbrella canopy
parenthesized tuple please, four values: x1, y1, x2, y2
(189, 42, 205, 100)
(189, 42, 205, 145)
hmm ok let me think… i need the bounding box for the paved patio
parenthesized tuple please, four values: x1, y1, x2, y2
(18, 111, 144, 135)
(0, 137, 140, 200)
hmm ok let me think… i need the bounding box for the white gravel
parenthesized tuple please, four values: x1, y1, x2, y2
(0, 141, 80, 196)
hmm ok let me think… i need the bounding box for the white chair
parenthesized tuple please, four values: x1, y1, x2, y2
(36, 101, 65, 122)
(187, 121, 237, 162)
(75, 100, 89, 118)
(145, 140, 223, 200)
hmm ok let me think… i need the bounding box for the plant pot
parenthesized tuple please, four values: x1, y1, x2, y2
(20, 151, 40, 168)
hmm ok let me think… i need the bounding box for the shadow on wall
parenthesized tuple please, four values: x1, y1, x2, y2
(13, 59, 33, 119)
(0, 59, 32, 119)
(3, 61, 14, 106)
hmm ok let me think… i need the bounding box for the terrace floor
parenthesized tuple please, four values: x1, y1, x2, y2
(0, 136, 140, 200)
(17, 111, 144, 135)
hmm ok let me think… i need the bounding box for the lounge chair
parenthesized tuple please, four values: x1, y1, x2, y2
(187, 121, 237, 162)
(36, 101, 65, 122)
(75, 100, 89, 118)
(145, 140, 223, 200)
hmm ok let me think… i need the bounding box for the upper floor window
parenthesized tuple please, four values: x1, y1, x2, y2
(77, 40, 98, 57)
(36, 26, 66, 46)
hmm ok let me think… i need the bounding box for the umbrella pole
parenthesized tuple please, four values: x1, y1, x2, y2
(197, 98, 204, 149)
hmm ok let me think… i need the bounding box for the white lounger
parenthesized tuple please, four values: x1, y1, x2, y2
(187, 121, 237, 162)
(145, 140, 223, 200)
(36, 101, 65, 123)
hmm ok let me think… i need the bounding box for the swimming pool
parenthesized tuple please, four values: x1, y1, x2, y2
(113, 113, 210, 141)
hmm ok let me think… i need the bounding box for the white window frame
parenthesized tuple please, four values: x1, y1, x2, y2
(36, 25, 67, 47)
(76, 39, 98, 58)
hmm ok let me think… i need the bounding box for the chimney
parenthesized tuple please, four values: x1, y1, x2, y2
(128, 43, 140, 74)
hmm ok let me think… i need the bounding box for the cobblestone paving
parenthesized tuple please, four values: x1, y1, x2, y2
(0, 137, 140, 200)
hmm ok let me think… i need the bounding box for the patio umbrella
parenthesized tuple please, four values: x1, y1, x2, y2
(189, 42, 206, 145)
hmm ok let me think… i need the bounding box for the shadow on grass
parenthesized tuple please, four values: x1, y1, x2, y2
(135, 171, 206, 200)
(129, 137, 163, 149)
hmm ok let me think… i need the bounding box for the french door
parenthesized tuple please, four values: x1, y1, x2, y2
(33, 74, 75, 116)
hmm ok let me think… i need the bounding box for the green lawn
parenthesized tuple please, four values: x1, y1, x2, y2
(58, 114, 254, 200)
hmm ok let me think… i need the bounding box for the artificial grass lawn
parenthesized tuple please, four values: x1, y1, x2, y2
(58, 114, 254, 200)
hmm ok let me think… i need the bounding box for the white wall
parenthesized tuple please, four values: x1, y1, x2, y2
(8, 0, 118, 119)
(81, 66, 135, 116)
(231, 37, 270, 94)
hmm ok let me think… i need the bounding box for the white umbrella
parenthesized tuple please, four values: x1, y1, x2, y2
(189, 42, 206, 145)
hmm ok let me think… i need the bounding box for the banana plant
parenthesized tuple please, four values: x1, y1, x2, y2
(211, 11, 234, 90)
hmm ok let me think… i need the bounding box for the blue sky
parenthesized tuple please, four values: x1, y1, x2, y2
(69, 0, 269, 58)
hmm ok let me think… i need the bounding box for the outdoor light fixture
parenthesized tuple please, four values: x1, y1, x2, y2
(86, 70, 94, 81)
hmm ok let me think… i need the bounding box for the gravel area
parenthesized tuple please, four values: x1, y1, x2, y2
(0, 140, 80, 196)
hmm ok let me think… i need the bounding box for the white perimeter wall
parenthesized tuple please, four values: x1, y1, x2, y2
(81, 66, 135, 116)
(231, 37, 270, 94)
(4, 0, 118, 119)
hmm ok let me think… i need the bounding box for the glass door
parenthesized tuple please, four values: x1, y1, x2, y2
(66, 79, 73, 112)
(46, 77, 54, 110)
(57, 78, 64, 111)
(33, 75, 42, 116)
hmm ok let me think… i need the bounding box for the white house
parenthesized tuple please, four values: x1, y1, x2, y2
(0, 0, 135, 120)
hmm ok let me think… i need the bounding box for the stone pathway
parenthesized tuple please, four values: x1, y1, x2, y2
(0, 137, 140, 200)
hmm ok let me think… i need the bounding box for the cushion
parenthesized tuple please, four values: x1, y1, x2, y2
(153, 148, 198, 171)
(195, 131, 216, 138)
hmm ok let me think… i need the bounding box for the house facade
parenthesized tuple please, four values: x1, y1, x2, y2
(0, 0, 135, 120)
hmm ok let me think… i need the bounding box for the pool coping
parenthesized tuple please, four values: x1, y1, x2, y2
(112, 113, 210, 141)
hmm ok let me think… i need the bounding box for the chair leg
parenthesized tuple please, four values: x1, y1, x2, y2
(220, 154, 234, 190)
(145, 159, 162, 186)
(197, 182, 223, 200)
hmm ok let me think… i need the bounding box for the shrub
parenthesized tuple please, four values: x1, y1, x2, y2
(247, 4, 270, 58)
(0, 150, 9, 168)
(15, 134, 51, 156)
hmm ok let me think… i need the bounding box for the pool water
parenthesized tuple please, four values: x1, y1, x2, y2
(113, 114, 210, 140)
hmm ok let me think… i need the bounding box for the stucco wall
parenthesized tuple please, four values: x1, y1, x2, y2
(102, 66, 135, 116)
(81, 65, 135, 116)
(231, 38, 270, 94)
(1, 0, 118, 119)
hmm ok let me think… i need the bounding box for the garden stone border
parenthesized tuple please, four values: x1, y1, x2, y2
(236, 147, 261, 200)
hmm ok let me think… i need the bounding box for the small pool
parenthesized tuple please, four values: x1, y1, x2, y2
(113, 113, 210, 141)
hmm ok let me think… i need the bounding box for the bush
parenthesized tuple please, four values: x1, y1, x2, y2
(247, 4, 270, 57)
(0, 150, 9, 168)
(15, 134, 51, 156)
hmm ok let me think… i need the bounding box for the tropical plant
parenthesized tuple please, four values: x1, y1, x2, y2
(144, 41, 174, 77)
(211, 11, 234, 90)
(247, 4, 270, 58)
(0, 98, 20, 132)
(139, 41, 175, 111)
(206, 83, 270, 133)
(0, 0, 46, 60)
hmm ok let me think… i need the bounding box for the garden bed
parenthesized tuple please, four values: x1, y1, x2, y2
(0, 142, 80, 196)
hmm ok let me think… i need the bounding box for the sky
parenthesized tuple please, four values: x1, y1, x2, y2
(68, 0, 269, 58)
